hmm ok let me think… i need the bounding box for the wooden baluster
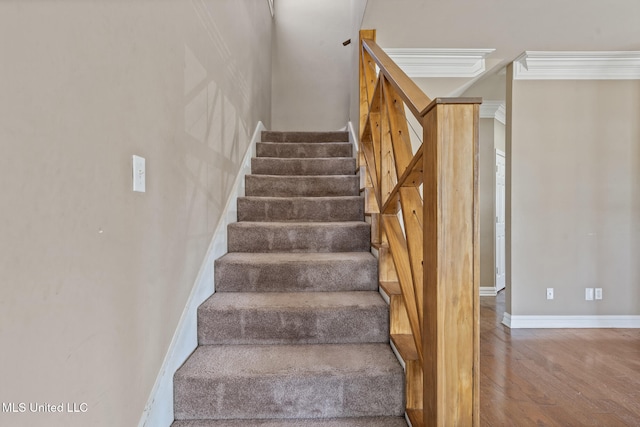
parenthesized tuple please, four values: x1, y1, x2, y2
(370, 83, 383, 208)
(360, 118, 379, 198)
(359, 79, 382, 199)
(383, 77, 414, 171)
(382, 214, 423, 362)
(361, 150, 381, 245)
(380, 79, 398, 210)
(383, 76, 425, 331)
(359, 29, 377, 141)
(398, 186, 424, 328)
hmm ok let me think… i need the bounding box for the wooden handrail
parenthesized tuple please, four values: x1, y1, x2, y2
(358, 30, 480, 427)
(361, 38, 432, 120)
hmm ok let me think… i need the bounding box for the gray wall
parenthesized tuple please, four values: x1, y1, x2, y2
(348, 0, 369, 135)
(271, 0, 353, 130)
(0, 1, 272, 426)
(507, 76, 640, 316)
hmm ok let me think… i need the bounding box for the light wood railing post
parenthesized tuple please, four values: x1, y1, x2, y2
(422, 100, 480, 427)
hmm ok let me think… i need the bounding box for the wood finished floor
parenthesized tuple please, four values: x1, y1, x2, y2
(481, 292, 640, 426)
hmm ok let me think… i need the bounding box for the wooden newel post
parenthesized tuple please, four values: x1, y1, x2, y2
(422, 98, 481, 427)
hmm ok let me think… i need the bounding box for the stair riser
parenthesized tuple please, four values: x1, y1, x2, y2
(227, 223, 370, 253)
(245, 175, 359, 197)
(198, 307, 388, 345)
(174, 375, 403, 420)
(237, 197, 363, 222)
(251, 158, 356, 176)
(262, 131, 349, 143)
(214, 254, 377, 292)
(256, 142, 352, 158)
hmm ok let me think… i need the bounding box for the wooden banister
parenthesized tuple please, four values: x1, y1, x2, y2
(358, 30, 480, 427)
(361, 38, 432, 120)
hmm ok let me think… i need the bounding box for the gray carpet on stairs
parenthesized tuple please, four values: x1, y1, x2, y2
(237, 196, 364, 222)
(245, 174, 359, 197)
(172, 417, 408, 426)
(251, 157, 356, 175)
(227, 221, 371, 253)
(174, 344, 404, 420)
(214, 252, 377, 293)
(197, 291, 389, 345)
(256, 141, 353, 158)
(261, 130, 349, 142)
(173, 131, 406, 426)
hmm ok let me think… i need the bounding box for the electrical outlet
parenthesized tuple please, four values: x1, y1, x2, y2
(585, 288, 594, 301)
(595, 288, 603, 300)
(546, 288, 554, 300)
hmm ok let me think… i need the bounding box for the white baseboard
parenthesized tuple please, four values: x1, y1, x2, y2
(405, 412, 413, 427)
(502, 312, 512, 328)
(503, 312, 640, 328)
(480, 286, 497, 297)
(347, 121, 359, 157)
(138, 121, 265, 427)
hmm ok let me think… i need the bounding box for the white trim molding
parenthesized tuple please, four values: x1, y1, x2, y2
(513, 51, 640, 80)
(383, 48, 495, 78)
(267, 0, 274, 17)
(138, 122, 265, 427)
(504, 313, 640, 329)
(480, 286, 498, 297)
(502, 312, 512, 328)
(347, 121, 359, 157)
(479, 101, 506, 125)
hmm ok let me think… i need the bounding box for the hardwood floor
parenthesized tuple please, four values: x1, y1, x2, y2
(480, 292, 640, 426)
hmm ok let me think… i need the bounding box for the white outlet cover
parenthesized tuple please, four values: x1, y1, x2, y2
(595, 288, 603, 300)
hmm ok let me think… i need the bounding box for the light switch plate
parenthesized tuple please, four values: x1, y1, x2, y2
(133, 155, 146, 192)
(585, 288, 594, 301)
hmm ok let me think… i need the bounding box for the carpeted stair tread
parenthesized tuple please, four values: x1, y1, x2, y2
(171, 417, 408, 426)
(245, 175, 359, 197)
(237, 196, 363, 222)
(214, 252, 377, 292)
(173, 343, 405, 420)
(198, 291, 388, 345)
(262, 131, 349, 143)
(227, 221, 370, 253)
(256, 142, 352, 158)
(251, 157, 356, 175)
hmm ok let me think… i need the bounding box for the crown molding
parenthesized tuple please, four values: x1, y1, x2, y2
(383, 48, 495, 78)
(513, 51, 640, 80)
(480, 101, 506, 124)
(480, 286, 498, 297)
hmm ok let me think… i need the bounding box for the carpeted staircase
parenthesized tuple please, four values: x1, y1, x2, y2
(172, 131, 407, 427)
